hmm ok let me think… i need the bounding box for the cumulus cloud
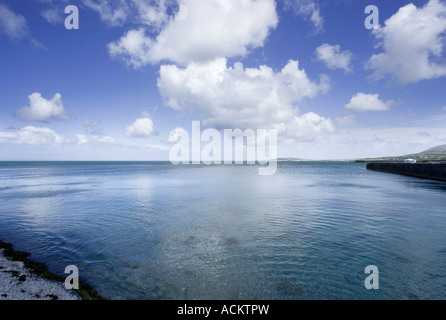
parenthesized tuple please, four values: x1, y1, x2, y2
(108, 28, 154, 69)
(15, 93, 68, 122)
(126, 116, 157, 137)
(315, 43, 353, 73)
(0, 3, 29, 40)
(285, 112, 334, 141)
(12, 126, 63, 145)
(345, 93, 394, 112)
(132, 0, 170, 30)
(158, 57, 330, 130)
(367, 0, 446, 84)
(108, 0, 278, 67)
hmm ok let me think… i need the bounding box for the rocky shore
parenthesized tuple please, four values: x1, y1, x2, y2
(0, 248, 79, 300)
(0, 240, 104, 300)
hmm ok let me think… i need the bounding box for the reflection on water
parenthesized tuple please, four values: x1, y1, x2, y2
(406, 179, 446, 193)
(0, 161, 445, 299)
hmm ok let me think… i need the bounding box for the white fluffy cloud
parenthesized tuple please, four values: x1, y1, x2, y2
(108, 0, 278, 67)
(158, 57, 330, 130)
(126, 116, 156, 137)
(345, 93, 393, 112)
(131, 0, 170, 30)
(108, 28, 154, 69)
(315, 43, 352, 73)
(0, 3, 29, 40)
(285, 112, 334, 141)
(106, 0, 332, 143)
(16, 93, 68, 122)
(367, 0, 446, 84)
(14, 126, 63, 145)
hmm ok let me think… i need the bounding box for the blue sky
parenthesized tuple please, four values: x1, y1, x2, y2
(1, 0, 446, 160)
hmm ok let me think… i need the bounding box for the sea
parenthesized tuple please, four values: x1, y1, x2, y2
(0, 161, 445, 300)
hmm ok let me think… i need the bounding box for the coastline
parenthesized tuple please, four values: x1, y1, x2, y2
(366, 162, 446, 182)
(0, 240, 105, 300)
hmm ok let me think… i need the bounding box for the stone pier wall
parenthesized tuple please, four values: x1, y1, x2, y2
(366, 162, 446, 182)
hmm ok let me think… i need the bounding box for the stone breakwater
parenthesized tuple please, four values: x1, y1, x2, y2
(366, 162, 446, 182)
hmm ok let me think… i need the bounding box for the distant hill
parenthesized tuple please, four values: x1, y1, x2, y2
(355, 144, 446, 162)
(420, 144, 446, 156)
(277, 157, 309, 162)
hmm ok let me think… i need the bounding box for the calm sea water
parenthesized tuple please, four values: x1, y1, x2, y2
(0, 161, 445, 300)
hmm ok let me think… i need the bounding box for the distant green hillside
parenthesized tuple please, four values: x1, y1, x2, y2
(356, 144, 446, 162)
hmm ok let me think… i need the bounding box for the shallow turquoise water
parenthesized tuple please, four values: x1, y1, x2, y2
(0, 161, 445, 299)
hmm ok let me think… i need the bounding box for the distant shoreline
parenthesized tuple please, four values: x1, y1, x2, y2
(0, 158, 445, 164)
